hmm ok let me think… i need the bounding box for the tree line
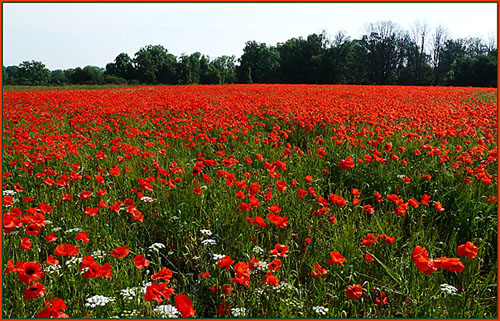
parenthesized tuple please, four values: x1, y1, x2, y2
(3, 21, 497, 87)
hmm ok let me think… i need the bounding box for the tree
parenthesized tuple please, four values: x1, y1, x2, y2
(362, 21, 405, 84)
(212, 55, 236, 84)
(408, 21, 431, 85)
(2, 66, 18, 85)
(236, 41, 280, 83)
(49, 70, 68, 85)
(67, 66, 103, 85)
(15, 61, 51, 85)
(106, 53, 134, 81)
(133, 45, 177, 84)
(431, 25, 448, 85)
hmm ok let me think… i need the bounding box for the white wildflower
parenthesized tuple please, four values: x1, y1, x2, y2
(120, 287, 140, 301)
(200, 229, 213, 236)
(201, 239, 216, 246)
(85, 295, 115, 308)
(65, 257, 83, 267)
(148, 243, 166, 251)
(440, 283, 459, 296)
(213, 254, 225, 261)
(271, 281, 294, 293)
(231, 307, 247, 317)
(140, 196, 154, 203)
(91, 250, 107, 259)
(65, 228, 83, 233)
(252, 246, 264, 255)
(312, 306, 329, 316)
(44, 264, 61, 275)
(154, 305, 180, 318)
(3, 190, 16, 196)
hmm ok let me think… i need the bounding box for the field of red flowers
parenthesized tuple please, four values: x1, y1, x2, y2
(2, 84, 497, 318)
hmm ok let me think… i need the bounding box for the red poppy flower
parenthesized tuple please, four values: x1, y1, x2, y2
(361, 233, 378, 247)
(433, 257, 465, 273)
(23, 281, 46, 301)
(434, 202, 445, 212)
(84, 207, 99, 216)
(37, 298, 69, 318)
(362, 204, 375, 214)
(134, 254, 150, 269)
(346, 284, 363, 300)
(144, 282, 175, 303)
(379, 233, 396, 245)
(175, 294, 196, 318)
(234, 262, 250, 277)
(198, 272, 210, 279)
(327, 251, 346, 266)
(364, 253, 375, 262)
(110, 245, 130, 258)
(20, 237, 32, 250)
(338, 156, 355, 170)
(375, 292, 388, 306)
(412, 245, 438, 274)
(193, 187, 202, 195)
(25, 224, 41, 236)
(263, 272, 279, 286)
(216, 256, 235, 270)
(421, 194, 431, 205)
(16, 261, 45, 285)
(79, 190, 91, 200)
(266, 213, 288, 228)
(43, 256, 59, 266)
(276, 180, 287, 191)
(457, 241, 478, 259)
(310, 264, 328, 278)
(152, 267, 173, 281)
(218, 302, 231, 316)
(304, 175, 314, 183)
(268, 204, 281, 213)
(268, 259, 282, 271)
(54, 244, 79, 257)
(74, 232, 90, 243)
(270, 244, 289, 257)
(44, 233, 58, 243)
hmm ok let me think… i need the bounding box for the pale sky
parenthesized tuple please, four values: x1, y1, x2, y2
(3, 3, 498, 70)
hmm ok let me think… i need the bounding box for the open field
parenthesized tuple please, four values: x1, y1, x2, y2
(2, 84, 497, 318)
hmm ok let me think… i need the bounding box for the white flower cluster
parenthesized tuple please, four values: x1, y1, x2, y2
(65, 257, 83, 267)
(51, 227, 62, 232)
(3, 190, 16, 196)
(44, 264, 62, 275)
(154, 304, 180, 318)
(85, 295, 115, 308)
(65, 228, 83, 233)
(200, 229, 213, 236)
(269, 281, 295, 293)
(213, 254, 225, 261)
(312, 306, 329, 316)
(140, 196, 154, 203)
(91, 250, 107, 259)
(120, 287, 141, 301)
(201, 239, 216, 246)
(440, 283, 459, 296)
(253, 246, 264, 255)
(231, 307, 247, 317)
(149, 243, 166, 251)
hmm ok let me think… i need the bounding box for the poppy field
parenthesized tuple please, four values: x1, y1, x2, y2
(1, 84, 497, 318)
